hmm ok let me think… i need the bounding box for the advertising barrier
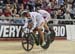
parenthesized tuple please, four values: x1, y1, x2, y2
(1, 19, 75, 40)
(0, 24, 66, 38)
(0, 18, 68, 40)
(50, 25, 66, 37)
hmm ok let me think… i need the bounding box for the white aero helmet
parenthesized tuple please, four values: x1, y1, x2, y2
(21, 10, 29, 17)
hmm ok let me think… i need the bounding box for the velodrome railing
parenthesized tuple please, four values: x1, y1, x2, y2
(0, 17, 75, 25)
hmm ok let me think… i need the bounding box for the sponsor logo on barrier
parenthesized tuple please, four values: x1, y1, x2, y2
(53, 26, 66, 37)
(0, 25, 22, 37)
(0, 25, 66, 38)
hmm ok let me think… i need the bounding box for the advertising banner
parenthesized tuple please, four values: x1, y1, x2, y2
(0, 24, 66, 38)
(52, 25, 66, 37)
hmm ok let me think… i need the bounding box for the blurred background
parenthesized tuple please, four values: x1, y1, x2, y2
(0, 0, 75, 24)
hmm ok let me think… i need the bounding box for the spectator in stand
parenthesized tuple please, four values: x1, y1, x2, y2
(64, 10, 71, 19)
(41, 0, 48, 9)
(3, 0, 10, 4)
(0, 9, 4, 17)
(18, 0, 23, 4)
(9, 0, 20, 16)
(23, 0, 29, 4)
(66, 3, 72, 13)
(51, 0, 57, 9)
(0, 0, 4, 9)
(18, 4, 24, 16)
(10, 5, 17, 17)
(0, 0, 3, 4)
(70, 8, 75, 19)
(4, 4, 12, 17)
(67, 0, 74, 4)
(23, 0, 29, 9)
(56, 9, 65, 19)
(0, 0, 74, 19)
(72, 0, 75, 8)
(57, 0, 64, 6)
(60, 5, 66, 14)
(15, 14, 20, 18)
(51, 0, 59, 9)
(45, 2, 52, 13)
(27, 0, 36, 11)
(47, 0, 58, 19)
(3, 0, 15, 4)
(35, 0, 42, 8)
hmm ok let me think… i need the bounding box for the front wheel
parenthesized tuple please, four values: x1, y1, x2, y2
(22, 33, 34, 51)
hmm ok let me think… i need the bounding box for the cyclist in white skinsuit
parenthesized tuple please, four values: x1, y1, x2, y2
(23, 11, 45, 31)
(38, 9, 51, 23)
(37, 9, 51, 34)
(22, 11, 46, 46)
(29, 12, 45, 27)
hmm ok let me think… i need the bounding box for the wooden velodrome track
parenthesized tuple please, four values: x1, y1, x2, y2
(0, 40, 75, 54)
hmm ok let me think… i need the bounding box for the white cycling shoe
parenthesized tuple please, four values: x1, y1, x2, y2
(42, 41, 46, 46)
(47, 31, 51, 34)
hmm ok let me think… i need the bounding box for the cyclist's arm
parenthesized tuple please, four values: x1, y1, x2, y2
(23, 18, 28, 29)
(31, 18, 36, 30)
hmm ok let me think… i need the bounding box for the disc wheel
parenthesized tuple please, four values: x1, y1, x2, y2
(49, 28, 55, 43)
(22, 33, 34, 51)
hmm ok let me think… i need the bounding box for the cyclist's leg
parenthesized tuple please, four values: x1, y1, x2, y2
(33, 28, 38, 36)
(37, 22, 46, 46)
(44, 22, 49, 31)
(44, 20, 51, 34)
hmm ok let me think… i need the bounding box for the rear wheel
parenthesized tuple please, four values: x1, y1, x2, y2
(22, 33, 34, 51)
(41, 32, 50, 49)
(49, 28, 55, 43)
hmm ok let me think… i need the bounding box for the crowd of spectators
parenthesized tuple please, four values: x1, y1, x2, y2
(0, 0, 75, 24)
